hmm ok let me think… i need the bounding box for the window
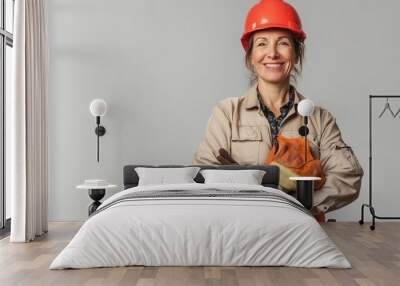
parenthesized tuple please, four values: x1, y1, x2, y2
(0, 0, 14, 234)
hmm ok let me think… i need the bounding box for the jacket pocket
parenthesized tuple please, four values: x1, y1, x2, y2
(334, 143, 363, 175)
(232, 126, 262, 141)
(231, 126, 261, 165)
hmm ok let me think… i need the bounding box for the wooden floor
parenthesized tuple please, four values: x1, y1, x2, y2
(0, 222, 399, 286)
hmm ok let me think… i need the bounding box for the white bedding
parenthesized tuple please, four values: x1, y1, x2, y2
(50, 183, 350, 269)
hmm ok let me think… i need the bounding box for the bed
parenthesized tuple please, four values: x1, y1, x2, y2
(50, 165, 350, 269)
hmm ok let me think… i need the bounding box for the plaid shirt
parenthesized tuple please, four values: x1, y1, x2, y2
(257, 86, 295, 145)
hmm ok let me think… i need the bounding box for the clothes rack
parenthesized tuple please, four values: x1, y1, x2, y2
(359, 95, 400, 230)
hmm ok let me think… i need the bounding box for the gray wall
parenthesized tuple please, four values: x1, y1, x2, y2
(48, 0, 400, 221)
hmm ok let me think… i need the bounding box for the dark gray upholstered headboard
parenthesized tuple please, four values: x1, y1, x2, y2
(123, 165, 280, 190)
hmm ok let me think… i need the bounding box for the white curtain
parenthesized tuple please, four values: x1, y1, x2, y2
(8, 0, 48, 242)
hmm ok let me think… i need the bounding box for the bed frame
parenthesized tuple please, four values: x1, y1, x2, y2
(123, 165, 280, 189)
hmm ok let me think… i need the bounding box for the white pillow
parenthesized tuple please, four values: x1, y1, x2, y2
(200, 169, 266, 185)
(135, 167, 201, 186)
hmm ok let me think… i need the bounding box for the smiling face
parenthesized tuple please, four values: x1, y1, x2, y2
(249, 29, 298, 85)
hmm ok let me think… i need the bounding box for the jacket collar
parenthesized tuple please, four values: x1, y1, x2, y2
(244, 84, 303, 110)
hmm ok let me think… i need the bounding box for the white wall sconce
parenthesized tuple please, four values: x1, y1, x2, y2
(297, 99, 314, 163)
(89, 99, 107, 162)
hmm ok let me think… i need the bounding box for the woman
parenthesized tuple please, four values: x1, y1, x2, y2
(192, 0, 363, 216)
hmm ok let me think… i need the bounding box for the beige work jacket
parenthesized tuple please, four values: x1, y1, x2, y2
(192, 85, 364, 213)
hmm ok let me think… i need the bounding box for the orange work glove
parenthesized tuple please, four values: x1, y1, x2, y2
(265, 135, 326, 192)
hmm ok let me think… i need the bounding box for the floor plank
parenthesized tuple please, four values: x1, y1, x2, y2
(0, 222, 399, 286)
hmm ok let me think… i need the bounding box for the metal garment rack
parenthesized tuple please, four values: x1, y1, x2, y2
(359, 95, 400, 230)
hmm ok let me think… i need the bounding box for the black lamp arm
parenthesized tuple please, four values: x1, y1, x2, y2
(94, 116, 106, 162)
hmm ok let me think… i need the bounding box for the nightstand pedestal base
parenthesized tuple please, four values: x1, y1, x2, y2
(295, 180, 314, 210)
(289, 177, 321, 210)
(88, 189, 105, 215)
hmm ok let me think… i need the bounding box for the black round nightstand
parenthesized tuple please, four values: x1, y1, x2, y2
(77, 184, 118, 215)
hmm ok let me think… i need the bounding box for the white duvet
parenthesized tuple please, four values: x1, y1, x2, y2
(50, 183, 350, 269)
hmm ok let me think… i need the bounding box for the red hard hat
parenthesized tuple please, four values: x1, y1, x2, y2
(241, 0, 306, 51)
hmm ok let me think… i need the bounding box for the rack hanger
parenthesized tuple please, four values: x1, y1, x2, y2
(393, 108, 400, 118)
(360, 95, 400, 231)
(378, 98, 395, 118)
